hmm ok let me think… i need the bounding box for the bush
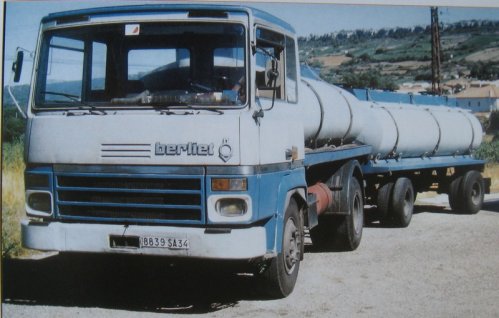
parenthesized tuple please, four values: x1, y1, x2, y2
(475, 140, 499, 163)
(488, 111, 499, 131)
(358, 53, 371, 62)
(342, 71, 399, 91)
(414, 72, 433, 81)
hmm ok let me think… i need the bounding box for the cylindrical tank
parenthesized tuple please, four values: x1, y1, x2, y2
(300, 78, 483, 159)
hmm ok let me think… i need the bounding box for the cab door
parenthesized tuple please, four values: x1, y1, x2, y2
(254, 27, 303, 165)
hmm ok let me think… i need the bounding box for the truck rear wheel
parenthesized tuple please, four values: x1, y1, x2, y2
(310, 177, 363, 251)
(259, 198, 302, 298)
(388, 177, 414, 228)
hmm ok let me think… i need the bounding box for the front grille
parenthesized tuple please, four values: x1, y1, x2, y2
(55, 173, 204, 224)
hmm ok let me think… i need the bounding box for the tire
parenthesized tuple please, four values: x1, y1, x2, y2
(377, 182, 393, 223)
(448, 175, 463, 211)
(259, 198, 303, 298)
(389, 177, 414, 228)
(310, 177, 363, 251)
(458, 170, 484, 214)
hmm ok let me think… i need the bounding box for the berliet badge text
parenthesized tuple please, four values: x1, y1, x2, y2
(155, 142, 214, 156)
(155, 140, 232, 162)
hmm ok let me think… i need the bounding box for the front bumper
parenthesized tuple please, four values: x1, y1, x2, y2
(21, 219, 267, 260)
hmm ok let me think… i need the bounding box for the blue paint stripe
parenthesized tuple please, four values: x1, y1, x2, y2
(305, 145, 372, 167)
(363, 156, 485, 174)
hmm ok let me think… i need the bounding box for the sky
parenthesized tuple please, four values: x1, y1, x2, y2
(3, 0, 499, 84)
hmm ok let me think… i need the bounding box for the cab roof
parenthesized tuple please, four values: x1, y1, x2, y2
(42, 3, 295, 34)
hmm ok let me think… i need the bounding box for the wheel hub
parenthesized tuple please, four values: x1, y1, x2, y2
(352, 194, 362, 235)
(283, 218, 300, 275)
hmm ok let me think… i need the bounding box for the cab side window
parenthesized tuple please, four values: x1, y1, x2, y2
(285, 36, 297, 103)
(255, 28, 297, 103)
(255, 28, 285, 99)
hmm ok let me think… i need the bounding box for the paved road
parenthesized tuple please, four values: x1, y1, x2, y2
(3, 194, 499, 318)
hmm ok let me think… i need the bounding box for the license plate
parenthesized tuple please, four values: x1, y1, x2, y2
(140, 236, 190, 249)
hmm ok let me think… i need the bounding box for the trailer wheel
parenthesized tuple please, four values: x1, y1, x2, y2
(458, 170, 484, 214)
(259, 198, 302, 298)
(377, 182, 393, 221)
(389, 177, 414, 228)
(310, 177, 363, 251)
(448, 175, 463, 211)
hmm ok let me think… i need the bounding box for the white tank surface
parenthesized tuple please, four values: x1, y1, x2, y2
(300, 77, 483, 159)
(300, 79, 367, 147)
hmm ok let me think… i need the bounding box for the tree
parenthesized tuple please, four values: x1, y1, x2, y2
(342, 71, 399, 91)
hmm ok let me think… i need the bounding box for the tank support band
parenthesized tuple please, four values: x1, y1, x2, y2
(380, 106, 400, 158)
(302, 79, 324, 148)
(426, 108, 442, 156)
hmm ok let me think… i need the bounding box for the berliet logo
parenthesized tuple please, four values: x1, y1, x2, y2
(155, 139, 233, 162)
(218, 139, 233, 163)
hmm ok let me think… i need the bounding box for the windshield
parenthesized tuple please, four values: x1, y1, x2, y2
(34, 22, 247, 109)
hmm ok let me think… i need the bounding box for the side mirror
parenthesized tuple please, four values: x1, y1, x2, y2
(265, 58, 280, 87)
(12, 51, 24, 83)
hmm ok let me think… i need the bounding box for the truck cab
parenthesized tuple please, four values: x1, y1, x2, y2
(22, 4, 306, 298)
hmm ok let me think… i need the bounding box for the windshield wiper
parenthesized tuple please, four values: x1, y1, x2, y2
(74, 105, 107, 116)
(42, 91, 81, 103)
(191, 107, 224, 115)
(41, 91, 107, 115)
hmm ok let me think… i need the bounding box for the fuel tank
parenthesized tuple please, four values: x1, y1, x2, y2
(300, 78, 482, 159)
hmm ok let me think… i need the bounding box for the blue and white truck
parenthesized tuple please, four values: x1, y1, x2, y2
(16, 4, 489, 298)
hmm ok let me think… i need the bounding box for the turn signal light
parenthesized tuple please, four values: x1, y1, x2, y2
(211, 178, 247, 191)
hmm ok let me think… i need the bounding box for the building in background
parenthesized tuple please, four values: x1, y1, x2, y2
(453, 84, 499, 112)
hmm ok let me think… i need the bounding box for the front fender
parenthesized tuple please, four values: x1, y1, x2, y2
(271, 167, 306, 254)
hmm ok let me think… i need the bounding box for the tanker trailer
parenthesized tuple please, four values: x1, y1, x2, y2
(299, 74, 489, 249)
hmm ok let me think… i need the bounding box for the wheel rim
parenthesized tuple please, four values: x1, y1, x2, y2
(283, 218, 300, 275)
(352, 193, 362, 235)
(471, 181, 482, 206)
(403, 189, 413, 217)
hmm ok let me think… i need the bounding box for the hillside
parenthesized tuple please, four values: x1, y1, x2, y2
(299, 20, 499, 92)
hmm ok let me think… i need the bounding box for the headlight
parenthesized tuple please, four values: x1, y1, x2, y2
(216, 198, 247, 217)
(211, 178, 247, 191)
(26, 190, 53, 217)
(208, 194, 252, 222)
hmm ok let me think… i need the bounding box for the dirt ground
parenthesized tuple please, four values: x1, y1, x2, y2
(465, 47, 499, 63)
(3, 193, 499, 318)
(311, 54, 352, 67)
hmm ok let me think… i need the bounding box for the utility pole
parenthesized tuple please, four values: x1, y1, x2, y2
(431, 7, 442, 95)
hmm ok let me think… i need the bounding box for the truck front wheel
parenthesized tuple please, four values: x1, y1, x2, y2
(258, 198, 303, 298)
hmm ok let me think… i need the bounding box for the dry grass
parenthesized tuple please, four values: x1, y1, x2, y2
(2, 139, 28, 257)
(311, 54, 352, 67)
